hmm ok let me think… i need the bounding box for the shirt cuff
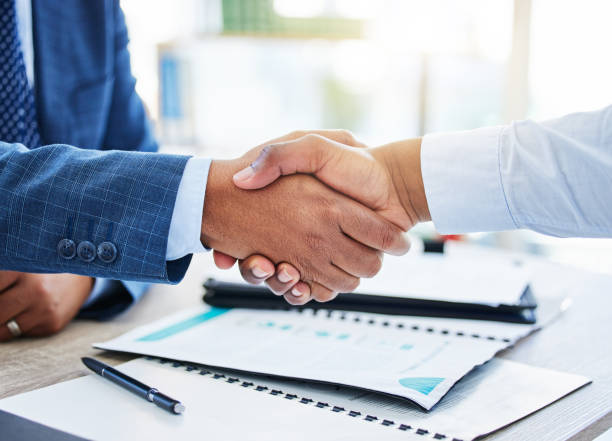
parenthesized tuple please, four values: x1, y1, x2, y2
(81, 277, 110, 309)
(166, 157, 212, 260)
(420, 126, 517, 234)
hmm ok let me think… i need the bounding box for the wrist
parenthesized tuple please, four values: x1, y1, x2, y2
(370, 138, 431, 224)
(200, 158, 250, 253)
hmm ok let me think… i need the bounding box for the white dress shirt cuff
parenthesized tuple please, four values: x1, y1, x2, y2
(166, 157, 211, 260)
(421, 126, 517, 234)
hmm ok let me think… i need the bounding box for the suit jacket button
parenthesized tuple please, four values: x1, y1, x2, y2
(57, 239, 76, 259)
(77, 241, 96, 263)
(97, 241, 117, 263)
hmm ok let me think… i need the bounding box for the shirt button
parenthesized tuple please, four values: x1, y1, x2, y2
(77, 241, 96, 263)
(57, 239, 76, 260)
(97, 241, 117, 263)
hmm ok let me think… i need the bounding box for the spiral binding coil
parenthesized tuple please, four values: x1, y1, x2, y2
(300, 308, 512, 344)
(148, 356, 464, 441)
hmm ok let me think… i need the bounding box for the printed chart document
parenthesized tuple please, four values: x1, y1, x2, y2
(97, 306, 518, 409)
(209, 248, 532, 307)
(0, 357, 589, 441)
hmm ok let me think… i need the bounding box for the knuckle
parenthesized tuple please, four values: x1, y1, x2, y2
(339, 129, 356, 145)
(288, 130, 306, 139)
(364, 253, 383, 278)
(378, 225, 398, 251)
(303, 133, 326, 147)
(45, 318, 64, 334)
(304, 231, 326, 253)
(343, 277, 360, 293)
(313, 289, 335, 302)
(316, 195, 341, 221)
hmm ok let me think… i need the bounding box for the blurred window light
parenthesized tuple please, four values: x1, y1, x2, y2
(334, 0, 377, 20)
(273, 0, 326, 18)
(528, 0, 612, 119)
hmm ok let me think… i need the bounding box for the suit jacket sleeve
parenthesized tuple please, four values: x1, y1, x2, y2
(0, 141, 192, 284)
(79, 2, 165, 317)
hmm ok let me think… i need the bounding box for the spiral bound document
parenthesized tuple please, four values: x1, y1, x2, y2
(94, 305, 547, 410)
(0, 357, 589, 441)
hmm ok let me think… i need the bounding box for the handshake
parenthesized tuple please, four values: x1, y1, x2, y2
(201, 130, 431, 305)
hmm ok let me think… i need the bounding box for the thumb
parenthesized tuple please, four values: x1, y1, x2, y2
(232, 135, 340, 190)
(232, 134, 390, 215)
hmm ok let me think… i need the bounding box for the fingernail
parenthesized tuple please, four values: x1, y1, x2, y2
(251, 266, 270, 279)
(233, 166, 255, 182)
(277, 269, 293, 283)
(291, 286, 304, 297)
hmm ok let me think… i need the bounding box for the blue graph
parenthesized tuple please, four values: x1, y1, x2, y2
(398, 377, 445, 395)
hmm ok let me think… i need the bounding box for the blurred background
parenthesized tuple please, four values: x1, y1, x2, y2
(120, 0, 612, 274)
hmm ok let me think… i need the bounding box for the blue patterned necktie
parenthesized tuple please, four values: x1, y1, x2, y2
(0, 0, 41, 147)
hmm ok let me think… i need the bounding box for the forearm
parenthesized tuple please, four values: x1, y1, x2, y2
(419, 105, 612, 236)
(0, 142, 191, 281)
(369, 138, 430, 225)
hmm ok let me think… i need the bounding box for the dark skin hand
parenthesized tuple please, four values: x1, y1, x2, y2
(0, 271, 94, 341)
(215, 130, 429, 304)
(218, 132, 429, 305)
(212, 129, 407, 305)
(201, 151, 410, 302)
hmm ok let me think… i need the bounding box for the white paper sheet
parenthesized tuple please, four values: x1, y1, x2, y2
(0, 357, 589, 441)
(356, 252, 531, 306)
(0, 358, 416, 441)
(204, 356, 590, 440)
(95, 306, 514, 410)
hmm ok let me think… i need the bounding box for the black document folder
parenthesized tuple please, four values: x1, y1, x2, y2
(203, 278, 537, 324)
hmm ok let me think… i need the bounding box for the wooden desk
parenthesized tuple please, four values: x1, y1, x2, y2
(0, 254, 610, 440)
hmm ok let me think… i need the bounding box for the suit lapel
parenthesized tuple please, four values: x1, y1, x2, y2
(32, 0, 112, 146)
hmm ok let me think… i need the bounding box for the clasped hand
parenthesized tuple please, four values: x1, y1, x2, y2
(207, 130, 427, 305)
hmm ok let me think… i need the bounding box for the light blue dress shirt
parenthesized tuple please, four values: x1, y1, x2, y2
(422, 105, 612, 237)
(16, 0, 210, 308)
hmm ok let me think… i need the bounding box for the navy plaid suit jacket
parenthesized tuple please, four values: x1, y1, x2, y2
(0, 1, 192, 310)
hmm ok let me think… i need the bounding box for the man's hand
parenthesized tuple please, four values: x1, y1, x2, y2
(222, 133, 430, 304)
(212, 130, 385, 304)
(201, 150, 410, 302)
(233, 135, 429, 229)
(0, 272, 94, 341)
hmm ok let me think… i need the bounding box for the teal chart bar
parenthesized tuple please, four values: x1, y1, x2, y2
(137, 308, 231, 341)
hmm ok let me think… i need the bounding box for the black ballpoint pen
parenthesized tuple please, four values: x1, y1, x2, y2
(82, 357, 185, 415)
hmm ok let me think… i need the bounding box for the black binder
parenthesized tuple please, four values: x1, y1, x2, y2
(202, 278, 537, 324)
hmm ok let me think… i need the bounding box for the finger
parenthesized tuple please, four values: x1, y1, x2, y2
(304, 256, 360, 294)
(308, 281, 339, 303)
(331, 239, 384, 279)
(283, 281, 313, 305)
(0, 271, 20, 292)
(265, 263, 301, 295)
(233, 134, 342, 190)
(340, 199, 411, 256)
(0, 285, 29, 326)
(0, 310, 37, 342)
(238, 255, 275, 285)
(233, 136, 394, 226)
(213, 250, 237, 270)
(263, 129, 366, 149)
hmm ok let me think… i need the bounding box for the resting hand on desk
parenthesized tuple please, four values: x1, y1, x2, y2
(212, 131, 425, 304)
(0, 271, 93, 341)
